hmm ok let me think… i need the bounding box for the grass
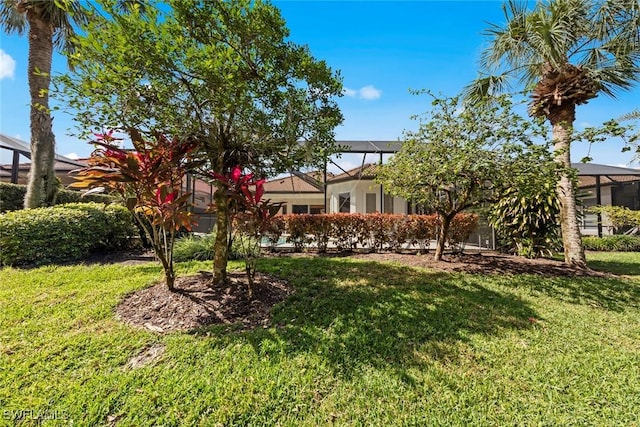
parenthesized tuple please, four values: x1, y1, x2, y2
(1, 252, 639, 426)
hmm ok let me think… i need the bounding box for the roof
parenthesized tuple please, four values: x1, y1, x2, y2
(572, 163, 640, 176)
(0, 133, 86, 167)
(329, 163, 380, 183)
(335, 140, 403, 153)
(573, 163, 640, 187)
(264, 172, 325, 194)
(0, 160, 88, 181)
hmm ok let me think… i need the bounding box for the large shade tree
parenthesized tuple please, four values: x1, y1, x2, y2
(465, 0, 640, 268)
(58, 0, 343, 285)
(0, 0, 86, 208)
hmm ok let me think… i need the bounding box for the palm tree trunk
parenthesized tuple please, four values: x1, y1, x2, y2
(24, 14, 57, 209)
(551, 109, 587, 268)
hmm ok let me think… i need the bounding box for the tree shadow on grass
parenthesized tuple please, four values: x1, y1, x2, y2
(492, 269, 640, 313)
(588, 259, 640, 277)
(197, 257, 539, 380)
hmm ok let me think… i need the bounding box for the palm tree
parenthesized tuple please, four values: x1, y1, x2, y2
(465, 0, 640, 268)
(1, 0, 87, 208)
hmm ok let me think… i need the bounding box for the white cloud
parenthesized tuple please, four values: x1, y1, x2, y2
(343, 85, 382, 101)
(359, 85, 382, 100)
(343, 87, 357, 97)
(0, 50, 16, 80)
(64, 152, 80, 160)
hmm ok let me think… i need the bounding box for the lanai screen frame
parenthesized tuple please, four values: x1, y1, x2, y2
(323, 140, 402, 213)
(326, 142, 640, 238)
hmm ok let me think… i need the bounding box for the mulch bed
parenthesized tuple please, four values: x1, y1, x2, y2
(108, 250, 611, 334)
(116, 271, 293, 333)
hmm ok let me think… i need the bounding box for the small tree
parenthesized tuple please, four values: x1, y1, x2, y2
(210, 166, 281, 297)
(70, 131, 198, 290)
(377, 93, 549, 260)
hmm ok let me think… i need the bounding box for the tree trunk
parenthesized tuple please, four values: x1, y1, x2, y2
(24, 14, 57, 209)
(550, 106, 587, 268)
(212, 184, 230, 286)
(434, 213, 452, 261)
(157, 251, 176, 291)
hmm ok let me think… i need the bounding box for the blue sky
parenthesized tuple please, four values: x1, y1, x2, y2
(1, 0, 639, 171)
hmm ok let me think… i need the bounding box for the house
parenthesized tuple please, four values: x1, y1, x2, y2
(4, 132, 639, 237)
(263, 171, 327, 214)
(265, 160, 640, 239)
(0, 133, 86, 185)
(574, 163, 640, 236)
(264, 164, 408, 215)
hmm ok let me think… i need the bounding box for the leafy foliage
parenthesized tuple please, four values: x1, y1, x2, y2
(173, 233, 258, 262)
(583, 235, 640, 252)
(0, 202, 134, 266)
(263, 213, 478, 254)
(1, 0, 90, 208)
(70, 131, 198, 290)
(489, 153, 563, 258)
(57, 0, 344, 284)
(377, 93, 548, 260)
(0, 183, 28, 212)
(465, 0, 640, 268)
(0, 183, 116, 213)
(589, 205, 640, 234)
(210, 165, 281, 294)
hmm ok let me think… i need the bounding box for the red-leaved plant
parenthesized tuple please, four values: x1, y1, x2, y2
(209, 165, 281, 297)
(70, 130, 198, 290)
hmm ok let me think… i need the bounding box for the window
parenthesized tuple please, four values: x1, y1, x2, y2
(281, 205, 287, 215)
(309, 205, 324, 214)
(338, 193, 351, 213)
(292, 205, 309, 214)
(384, 194, 394, 214)
(366, 193, 377, 213)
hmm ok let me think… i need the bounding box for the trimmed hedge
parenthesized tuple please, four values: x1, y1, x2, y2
(0, 182, 114, 212)
(55, 189, 115, 205)
(262, 213, 478, 253)
(0, 202, 135, 266)
(583, 235, 640, 252)
(0, 183, 25, 212)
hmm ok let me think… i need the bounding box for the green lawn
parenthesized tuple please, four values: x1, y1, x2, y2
(1, 252, 639, 426)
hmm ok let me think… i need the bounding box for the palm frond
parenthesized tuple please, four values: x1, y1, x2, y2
(473, 0, 640, 105)
(619, 109, 640, 121)
(0, 0, 26, 34)
(462, 74, 512, 105)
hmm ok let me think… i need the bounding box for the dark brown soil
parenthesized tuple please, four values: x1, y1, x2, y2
(116, 271, 294, 333)
(110, 249, 611, 334)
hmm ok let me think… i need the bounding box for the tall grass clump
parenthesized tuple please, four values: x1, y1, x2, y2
(173, 233, 259, 262)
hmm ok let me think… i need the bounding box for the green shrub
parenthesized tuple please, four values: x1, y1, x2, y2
(0, 183, 115, 213)
(0, 202, 135, 266)
(0, 183, 26, 212)
(55, 189, 115, 205)
(173, 232, 258, 262)
(266, 213, 478, 253)
(583, 235, 640, 252)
